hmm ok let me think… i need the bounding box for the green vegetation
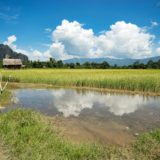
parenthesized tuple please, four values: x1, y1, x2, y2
(131, 130, 160, 159)
(0, 109, 107, 160)
(1, 69, 160, 93)
(1, 57, 160, 69)
(0, 90, 12, 106)
(0, 109, 160, 160)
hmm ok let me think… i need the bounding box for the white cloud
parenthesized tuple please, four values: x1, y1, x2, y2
(151, 21, 158, 27)
(44, 42, 74, 60)
(3, 35, 44, 60)
(96, 21, 154, 59)
(4, 35, 16, 45)
(45, 28, 52, 33)
(156, 41, 160, 55)
(52, 20, 95, 58)
(2, 20, 158, 60)
(29, 49, 45, 60)
(48, 20, 155, 59)
(0, 13, 19, 21)
(3, 35, 30, 57)
(156, 47, 160, 55)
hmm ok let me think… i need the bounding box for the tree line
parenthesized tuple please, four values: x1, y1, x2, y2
(1, 58, 160, 69)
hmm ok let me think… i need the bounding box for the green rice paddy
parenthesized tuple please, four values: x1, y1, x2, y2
(1, 69, 160, 93)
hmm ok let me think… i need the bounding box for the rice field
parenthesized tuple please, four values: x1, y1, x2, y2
(0, 69, 160, 93)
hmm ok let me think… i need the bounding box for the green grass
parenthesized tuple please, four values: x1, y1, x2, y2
(131, 130, 160, 159)
(0, 109, 160, 160)
(0, 90, 12, 106)
(0, 109, 107, 160)
(1, 69, 160, 93)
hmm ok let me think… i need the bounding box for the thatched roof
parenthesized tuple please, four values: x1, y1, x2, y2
(3, 58, 22, 66)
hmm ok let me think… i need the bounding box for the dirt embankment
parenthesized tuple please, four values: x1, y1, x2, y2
(0, 144, 8, 160)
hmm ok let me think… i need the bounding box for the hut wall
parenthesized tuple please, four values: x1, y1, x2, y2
(4, 65, 21, 69)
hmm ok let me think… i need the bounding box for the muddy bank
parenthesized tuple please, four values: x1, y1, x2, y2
(7, 82, 160, 96)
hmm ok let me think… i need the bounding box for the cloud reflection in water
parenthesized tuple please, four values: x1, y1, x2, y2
(51, 89, 148, 117)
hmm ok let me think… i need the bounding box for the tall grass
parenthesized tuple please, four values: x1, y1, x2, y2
(1, 69, 160, 93)
(0, 90, 12, 106)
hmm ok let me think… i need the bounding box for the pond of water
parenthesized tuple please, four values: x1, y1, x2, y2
(1, 88, 160, 145)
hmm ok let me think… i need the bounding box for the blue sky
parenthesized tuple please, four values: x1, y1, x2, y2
(0, 0, 160, 60)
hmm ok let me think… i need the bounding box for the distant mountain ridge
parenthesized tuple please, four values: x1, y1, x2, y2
(0, 44, 28, 61)
(63, 56, 160, 66)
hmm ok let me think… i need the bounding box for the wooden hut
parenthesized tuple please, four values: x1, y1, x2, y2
(3, 58, 22, 69)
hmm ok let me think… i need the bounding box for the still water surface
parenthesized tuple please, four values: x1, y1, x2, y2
(1, 88, 160, 145)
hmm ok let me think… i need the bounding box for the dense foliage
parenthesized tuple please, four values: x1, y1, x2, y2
(24, 58, 160, 69)
(26, 58, 160, 69)
(1, 58, 160, 69)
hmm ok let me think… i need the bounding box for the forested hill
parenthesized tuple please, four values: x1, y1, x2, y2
(0, 44, 28, 61)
